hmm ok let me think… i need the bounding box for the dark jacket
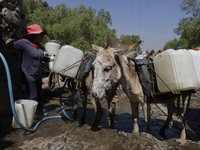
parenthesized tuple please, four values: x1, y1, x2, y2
(13, 39, 49, 81)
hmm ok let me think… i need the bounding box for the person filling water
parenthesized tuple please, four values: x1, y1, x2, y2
(6, 24, 54, 117)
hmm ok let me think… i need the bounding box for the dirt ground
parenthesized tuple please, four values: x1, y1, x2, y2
(1, 77, 200, 150)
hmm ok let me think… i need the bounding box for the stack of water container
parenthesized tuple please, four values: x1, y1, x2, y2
(45, 40, 61, 70)
(51, 45, 84, 78)
(153, 49, 200, 92)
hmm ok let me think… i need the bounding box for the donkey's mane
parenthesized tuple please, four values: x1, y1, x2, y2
(104, 38, 120, 49)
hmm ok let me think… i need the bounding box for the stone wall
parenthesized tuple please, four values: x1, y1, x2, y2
(0, 0, 27, 134)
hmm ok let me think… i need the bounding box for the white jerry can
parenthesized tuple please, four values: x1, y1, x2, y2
(51, 45, 84, 78)
(45, 40, 61, 55)
(153, 49, 199, 92)
(188, 49, 200, 87)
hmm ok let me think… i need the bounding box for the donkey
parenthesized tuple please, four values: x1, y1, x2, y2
(76, 54, 119, 131)
(91, 39, 191, 139)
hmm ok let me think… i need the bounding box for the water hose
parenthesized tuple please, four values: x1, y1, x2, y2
(0, 52, 73, 133)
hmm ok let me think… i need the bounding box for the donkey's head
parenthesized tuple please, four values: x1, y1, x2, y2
(91, 39, 142, 100)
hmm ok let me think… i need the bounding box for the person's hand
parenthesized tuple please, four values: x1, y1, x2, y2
(50, 58, 54, 62)
(6, 38, 14, 45)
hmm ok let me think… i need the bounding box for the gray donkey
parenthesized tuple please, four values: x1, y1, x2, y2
(90, 39, 191, 139)
(77, 53, 119, 131)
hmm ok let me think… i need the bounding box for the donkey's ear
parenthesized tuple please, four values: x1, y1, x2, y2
(128, 40, 142, 51)
(113, 40, 142, 56)
(113, 50, 138, 59)
(91, 44, 103, 53)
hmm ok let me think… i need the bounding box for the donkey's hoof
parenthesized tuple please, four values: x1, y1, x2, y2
(72, 112, 78, 120)
(180, 128, 186, 139)
(159, 129, 165, 136)
(91, 126, 101, 131)
(110, 126, 115, 129)
(79, 118, 85, 126)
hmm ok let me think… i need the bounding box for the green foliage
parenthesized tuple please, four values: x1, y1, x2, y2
(97, 8, 112, 26)
(22, 0, 43, 24)
(171, 0, 200, 49)
(119, 34, 140, 44)
(164, 38, 189, 49)
(22, 0, 200, 52)
(180, 0, 200, 18)
(119, 34, 141, 51)
(22, 1, 117, 52)
(39, 0, 49, 7)
(174, 18, 200, 48)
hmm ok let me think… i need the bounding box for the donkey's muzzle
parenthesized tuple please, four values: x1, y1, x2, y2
(92, 92, 97, 99)
(92, 91, 104, 100)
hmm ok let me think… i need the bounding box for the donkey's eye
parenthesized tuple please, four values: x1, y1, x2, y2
(103, 66, 112, 72)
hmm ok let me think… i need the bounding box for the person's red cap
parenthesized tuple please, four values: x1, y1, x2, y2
(23, 24, 47, 39)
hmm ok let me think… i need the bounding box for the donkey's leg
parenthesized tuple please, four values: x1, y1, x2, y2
(176, 95, 181, 116)
(107, 95, 118, 129)
(159, 99, 174, 136)
(80, 91, 89, 125)
(71, 90, 78, 119)
(130, 101, 139, 133)
(180, 93, 191, 139)
(142, 102, 151, 133)
(81, 71, 93, 125)
(106, 85, 118, 129)
(67, 79, 78, 119)
(91, 99, 104, 131)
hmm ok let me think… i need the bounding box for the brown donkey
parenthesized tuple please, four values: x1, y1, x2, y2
(90, 39, 191, 139)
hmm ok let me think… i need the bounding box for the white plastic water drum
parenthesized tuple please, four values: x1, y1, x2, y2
(188, 49, 200, 87)
(12, 99, 38, 128)
(52, 45, 84, 78)
(153, 49, 199, 92)
(45, 40, 61, 55)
